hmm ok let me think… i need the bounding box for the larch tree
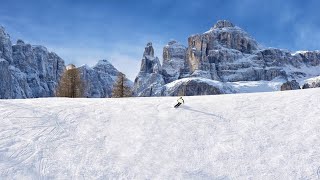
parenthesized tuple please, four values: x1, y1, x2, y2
(56, 64, 85, 98)
(112, 72, 132, 98)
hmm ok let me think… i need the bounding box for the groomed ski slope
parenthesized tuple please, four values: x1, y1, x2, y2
(1, 89, 320, 179)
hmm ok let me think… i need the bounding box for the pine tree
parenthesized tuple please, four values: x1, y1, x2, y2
(56, 64, 85, 98)
(112, 72, 132, 98)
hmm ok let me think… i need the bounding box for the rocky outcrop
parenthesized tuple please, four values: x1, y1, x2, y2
(183, 20, 320, 83)
(280, 80, 300, 91)
(79, 65, 106, 98)
(183, 20, 320, 84)
(185, 21, 261, 81)
(143, 42, 154, 57)
(0, 26, 13, 98)
(163, 77, 235, 96)
(162, 40, 187, 83)
(133, 42, 165, 96)
(0, 26, 13, 63)
(10, 39, 65, 98)
(0, 59, 12, 98)
(212, 20, 235, 29)
(302, 76, 320, 89)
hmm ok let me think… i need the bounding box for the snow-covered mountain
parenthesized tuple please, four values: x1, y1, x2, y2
(0, 26, 65, 99)
(79, 60, 132, 98)
(0, 26, 128, 99)
(1, 89, 320, 179)
(134, 20, 320, 96)
(2, 19, 320, 99)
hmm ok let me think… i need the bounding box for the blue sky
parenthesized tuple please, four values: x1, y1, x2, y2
(1, 0, 319, 80)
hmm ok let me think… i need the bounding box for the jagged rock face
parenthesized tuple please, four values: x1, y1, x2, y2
(79, 65, 109, 98)
(280, 80, 300, 91)
(0, 26, 66, 99)
(143, 42, 154, 57)
(79, 60, 120, 98)
(212, 20, 235, 29)
(185, 20, 260, 81)
(190, 20, 259, 55)
(11, 41, 65, 98)
(162, 40, 187, 83)
(0, 26, 13, 63)
(140, 56, 162, 74)
(133, 43, 165, 96)
(0, 27, 14, 98)
(134, 73, 165, 96)
(292, 51, 320, 67)
(0, 59, 13, 98)
(139, 43, 161, 74)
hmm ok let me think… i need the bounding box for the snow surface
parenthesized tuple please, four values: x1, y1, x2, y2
(227, 80, 285, 93)
(1, 89, 320, 179)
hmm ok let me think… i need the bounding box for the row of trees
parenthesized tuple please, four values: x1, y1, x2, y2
(56, 64, 132, 98)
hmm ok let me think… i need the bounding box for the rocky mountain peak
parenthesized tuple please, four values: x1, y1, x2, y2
(193, 20, 260, 54)
(168, 40, 178, 45)
(0, 26, 7, 36)
(213, 20, 235, 29)
(162, 40, 187, 83)
(143, 42, 154, 57)
(96, 59, 112, 66)
(16, 39, 25, 45)
(93, 59, 119, 76)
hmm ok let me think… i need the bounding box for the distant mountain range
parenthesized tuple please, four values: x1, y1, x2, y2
(1, 20, 320, 99)
(133, 20, 320, 96)
(0, 26, 128, 99)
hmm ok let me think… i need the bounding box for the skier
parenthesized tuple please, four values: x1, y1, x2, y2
(174, 97, 184, 108)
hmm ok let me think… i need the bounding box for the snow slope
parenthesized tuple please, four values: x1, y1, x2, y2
(227, 80, 285, 93)
(1, 89, 320, 179)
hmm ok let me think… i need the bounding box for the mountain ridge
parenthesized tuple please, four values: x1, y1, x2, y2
(0, 26, 129, 99)
(133, 20, 320, 96)
(1, 20, 320, 98)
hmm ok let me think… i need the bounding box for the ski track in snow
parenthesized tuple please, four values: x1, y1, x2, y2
(0, 89, 320, 179)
